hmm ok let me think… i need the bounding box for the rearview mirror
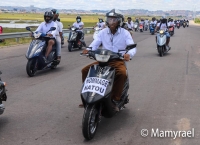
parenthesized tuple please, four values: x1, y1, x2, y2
(126, 44, 137, 50)
(49, 27, 56, 31)
(26, 27, 31, 31)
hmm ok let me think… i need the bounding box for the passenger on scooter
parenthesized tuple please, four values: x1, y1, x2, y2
(155, 16, 171, 50)
(94, 18, 106, 29)
(35, 11, 57, 63)
(80, 9, 137, 110)
(72, 16, 86, 46)
(51, 9, 62, 63)
(126, 17, 134, 30)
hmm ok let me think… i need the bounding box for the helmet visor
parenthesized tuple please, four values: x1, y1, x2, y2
(106, 17, 118, 24)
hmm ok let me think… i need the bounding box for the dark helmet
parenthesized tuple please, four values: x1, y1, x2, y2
(160, 16, 167, 23)
(105, 9, 124, 27)
(152, 17, 156, 21)
(76, 15, 81, 23)
(98, 17, 104, 23)
(44, 11, 53, 23)
(127, 17, 132, 20)
(51, 9, 58, 14)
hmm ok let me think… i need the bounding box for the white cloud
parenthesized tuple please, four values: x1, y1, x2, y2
(0, 0, 200, 11)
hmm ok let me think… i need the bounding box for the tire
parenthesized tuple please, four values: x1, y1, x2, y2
(26, 59, 37, 77)
(158, 46, 163, 57)
(135, 28, 137, 32)
(82, 104, 99, 140)
(68, 42, 72, 52)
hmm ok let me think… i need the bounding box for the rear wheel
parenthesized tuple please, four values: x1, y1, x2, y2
(26, 59, 37, 77)
(82, 104, 99, 140)
(68, 42, 72, 52)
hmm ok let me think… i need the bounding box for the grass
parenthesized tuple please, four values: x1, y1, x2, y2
(0, 13, 177, 47)
(195, 18, 200, 24)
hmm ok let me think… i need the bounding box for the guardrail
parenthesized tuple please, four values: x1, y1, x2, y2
(0, 27, 94, 42)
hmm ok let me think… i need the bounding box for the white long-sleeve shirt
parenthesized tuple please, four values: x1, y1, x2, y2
(89, 27, 137, 58)
(54, 20, 63, 36)
(36, 21, 57, 38)
(126, 21, 134, 29)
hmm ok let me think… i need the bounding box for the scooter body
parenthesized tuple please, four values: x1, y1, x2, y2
(0, 71, 7, 115)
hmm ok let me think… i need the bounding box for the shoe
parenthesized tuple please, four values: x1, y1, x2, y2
(43, 56, 48, 63)
(56, 56, 61, 64)
(79, 104, 84, 108)
(112, 100, 120, 112)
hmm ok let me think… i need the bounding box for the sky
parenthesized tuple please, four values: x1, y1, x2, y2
(0, 0, 199, 11)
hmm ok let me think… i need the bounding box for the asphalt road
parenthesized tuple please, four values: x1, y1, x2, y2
(0, 24, 200, 145)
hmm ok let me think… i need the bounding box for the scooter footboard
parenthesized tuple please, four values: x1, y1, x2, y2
(101, 95, 116, 118)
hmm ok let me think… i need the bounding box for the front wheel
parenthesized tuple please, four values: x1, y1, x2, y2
(82, 104, 99, 140)
(158, 46, 163, 57)
(26, 59, 37, 77)
(68, 42, 72, 52)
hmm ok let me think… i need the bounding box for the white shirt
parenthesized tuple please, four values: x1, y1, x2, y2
(168, 21, 174, 26)
(126, 21, 134, 29)
(157, 23, 168, 31)
(36, 21, 57, 38)
(144, 20, 149, 24)
(150, 20, 157, 25)
(54, 20, 63, 36)
(89, 27, 137, 58)
(96, 22, 105, 29)
(140, 21, 145, 25)
(73, 21, 84, 32)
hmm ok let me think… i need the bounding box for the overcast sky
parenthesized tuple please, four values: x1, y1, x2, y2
(0, 0, 199, 11)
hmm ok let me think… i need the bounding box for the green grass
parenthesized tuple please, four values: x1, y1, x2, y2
(195, 18, 200, 24)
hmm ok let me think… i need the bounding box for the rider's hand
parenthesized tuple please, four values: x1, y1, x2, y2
(82, 49, 89, 54)
(124, 54, 130, 61)
(47, 34, 53, 37)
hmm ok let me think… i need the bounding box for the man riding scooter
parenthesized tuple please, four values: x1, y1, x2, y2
(155, 16, 171, 50)
(51, 9, 62, 63)
(71, 16, 86, 47)
(79, 9, 137, 111)
(126, 17, 134, 31)
(35, 11, 57, 63)
(94, 18, 106, 29)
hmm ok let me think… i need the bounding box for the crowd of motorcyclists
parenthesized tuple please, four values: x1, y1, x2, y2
(0, 8, 191, 140)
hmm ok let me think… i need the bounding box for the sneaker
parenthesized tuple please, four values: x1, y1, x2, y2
(112, 100, 120, 112)
(79, 103, 84, 108)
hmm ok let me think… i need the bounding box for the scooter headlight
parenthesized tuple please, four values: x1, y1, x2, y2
(159, 30, 164, 34)
(95, 54, 110, 62)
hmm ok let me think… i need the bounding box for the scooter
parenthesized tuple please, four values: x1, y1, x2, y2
(156, 30, 171, 57)
(186, 22, 189, 27)
(0, 71, 7, 115)
(139, 24, 143, 32)
(80, 44, 137, 140)
(61, 31, 64, 46)
(93, 27, 102, 40)
(25, 27, 58, 77)
(177, 23, 180, 29)
(144, 23, 148, 31)
(183, 22, 186, 28)
(149, 24, 155, 35)
(134, 22, 138, 32)
(68, 25, 85, 52)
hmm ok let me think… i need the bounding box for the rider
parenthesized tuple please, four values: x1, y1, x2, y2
(150, 17, 157, 25)
(144, 18, 149, 28)
(155, 16, 171, 50)
(126, 17, 134, 30)
(72, 16, 86, 46)
(94, 18, 106, 29)
(35, 11, 57, 63)
(51, 9, 62, 63)
(80, 9, 137, 110)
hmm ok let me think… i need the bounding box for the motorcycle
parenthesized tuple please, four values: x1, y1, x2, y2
(149, 24, 156, 35)
(183, 22, 186, 28)
(169, 26, 174, 36)
(156, 30, 171, 57)
(80, 44, 137, 140)
(0, 71, 7, 115)
(68, 25, 84, 52)
(93, 27, 102, 40)
(25, 27, 58, 77)
(134, 22, 138, 32)
(139, 24, 143, 32)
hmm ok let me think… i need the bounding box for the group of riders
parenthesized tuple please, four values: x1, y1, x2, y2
(33, 8, 188, 110)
